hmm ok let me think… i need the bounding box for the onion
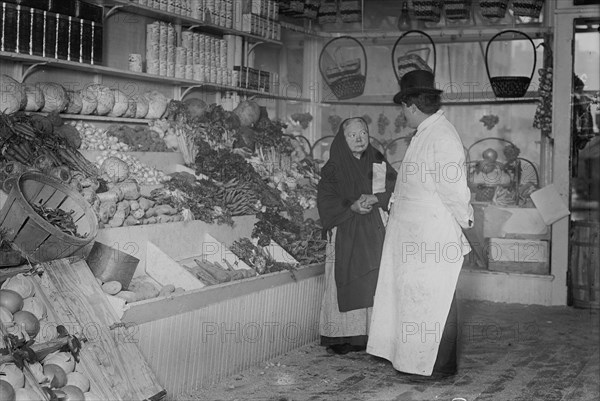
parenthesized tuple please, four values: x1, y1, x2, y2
(0, 306, 13, 324)
(12, 311, 40, 337)
(67, 372, 90, 393)
(28, 362, 45, 384)
(0, 290, 24, 314)
(43, 352, 75, 374)
(1, 275, 35, 299)
(43, 364, 67, 388)
(21, 297, 47, 321)
(83, 392, 102, 401)
(0, 380, 16, 401)
(14, 388, 40, 401)
(0, 364, 25, 389)
(60, 385, 85, 401)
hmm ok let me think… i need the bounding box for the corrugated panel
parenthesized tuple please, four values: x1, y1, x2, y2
(134, 274, 325, 399)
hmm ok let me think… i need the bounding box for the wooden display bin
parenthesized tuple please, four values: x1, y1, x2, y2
(93, 218, 325, 398)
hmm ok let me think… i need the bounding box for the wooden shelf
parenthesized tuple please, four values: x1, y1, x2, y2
(100, 0, 282, 45)
(28, 111, 151, 124)
(321, 91, 541, 106)
(1, 52, 310, 102)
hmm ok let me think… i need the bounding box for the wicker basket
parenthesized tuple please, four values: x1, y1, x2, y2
(0, 172, 98, 262)
(485, 30, 536, 98)
(479, 0, 509, 19)
(474, 185, 498, 202)
(319, 36, 367, 100)
(317, 0, 338, 24)
(392, 30, 436, 83)
(511, 0, 544, 18)
(409, 0, 443, 22)
(444, 0, 471, 20)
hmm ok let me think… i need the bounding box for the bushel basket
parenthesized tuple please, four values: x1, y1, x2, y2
(409, 0, 443, 23)
(392, 30, 436, 83)
(479, 0, 509, 19)
(485, 30, 536, 98)
(319, 36, 367, 100)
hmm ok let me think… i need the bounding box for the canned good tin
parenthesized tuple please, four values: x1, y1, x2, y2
(209, 66, 217, 83)
(185, 65, 193, 80)
(159, 0, 168, 11)
(147, 58, 160, 74)
(175, 46, 187, 65)
(193, 64, 204, 82)
(167, 62, 175, 77)
(175, 64, 185, 78)
(181, 31, 193, 48)
(128, 53, 143, 72)
(159, 59, 167, 76)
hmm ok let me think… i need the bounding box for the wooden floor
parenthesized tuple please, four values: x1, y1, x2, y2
(186, 300, 600, 401)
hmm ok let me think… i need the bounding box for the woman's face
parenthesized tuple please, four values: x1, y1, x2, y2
(343, 119, 369, 157)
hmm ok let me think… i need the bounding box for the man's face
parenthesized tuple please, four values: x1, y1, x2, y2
(344, 119, 369, 156)
(401, 103, 419, 129)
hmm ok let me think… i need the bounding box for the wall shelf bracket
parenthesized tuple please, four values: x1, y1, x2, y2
(105, 5, 125, 19)
(21, 62, 47, 82)
(180, 85, 204, 100)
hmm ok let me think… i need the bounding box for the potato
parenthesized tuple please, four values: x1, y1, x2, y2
(102, 281, 122, 295)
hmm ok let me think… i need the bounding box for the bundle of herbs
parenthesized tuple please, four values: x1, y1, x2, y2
(151, 172, 233, 226)
(251, 207, 327, 265)
(229, 237, 298, 277)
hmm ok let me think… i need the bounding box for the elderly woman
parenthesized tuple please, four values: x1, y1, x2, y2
(317, 117, 397, 355)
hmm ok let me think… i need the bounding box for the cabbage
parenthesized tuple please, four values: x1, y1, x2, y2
(184, 97, 208, 118)
(233, 100, 261, 127)
(65, 90, 83, 114)
(24, 84, 45, 111)
(132, 94, 149, 118)
(122, 96, 137, 118)
(144, 90, 169, 119)
(79, 87, 97, 115)
(88, 84, 114, 115)
(108, 89, 129, 117)
(0, 74, 26, 114)
(37, 82, 69, 113)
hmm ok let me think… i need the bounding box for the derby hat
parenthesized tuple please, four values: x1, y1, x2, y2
(393, 70, 443, 104)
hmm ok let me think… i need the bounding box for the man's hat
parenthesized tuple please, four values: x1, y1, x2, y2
(393, 70, 443, 104)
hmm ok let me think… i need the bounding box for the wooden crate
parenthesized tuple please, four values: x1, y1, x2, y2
(487, 238, 549, 275)
(31, 259, 166, 400)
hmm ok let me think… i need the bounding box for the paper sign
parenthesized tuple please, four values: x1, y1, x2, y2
(530, 184, 570, 225)
(372, 162, 387, 194)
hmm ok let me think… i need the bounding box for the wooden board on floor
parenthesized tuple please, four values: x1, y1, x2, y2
(33, 259, 166, 401)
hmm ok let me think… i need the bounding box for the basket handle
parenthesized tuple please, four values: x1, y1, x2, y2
(391, 30, 437, 83)
(484, 30, 537, 87)
(319, 36, 368, 85)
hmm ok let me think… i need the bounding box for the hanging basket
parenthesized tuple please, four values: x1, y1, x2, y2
(444, 0, 472, 20)
(408, 0, 443, 23)
(485, 30, 536, 98)
(479, 0, 509, 19)
(511, 0, 544, 18)
(319, 36, 367, 100)
(392, 30, 436, 83)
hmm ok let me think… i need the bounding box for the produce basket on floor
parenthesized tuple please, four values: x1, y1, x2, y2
(392, 30, 436, 83)
(0, 172, 98, 262)
(319, 36, 367, 100)
(485, 30, 536, 98)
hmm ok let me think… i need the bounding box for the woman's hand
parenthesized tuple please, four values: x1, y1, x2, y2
(360, 194, 379, 208)
(351, 195, 373, 214)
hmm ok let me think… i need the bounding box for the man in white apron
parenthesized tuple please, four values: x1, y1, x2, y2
(367, 70, 473, 380)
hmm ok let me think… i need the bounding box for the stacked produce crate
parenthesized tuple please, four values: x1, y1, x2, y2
(0, 0, 103, 64)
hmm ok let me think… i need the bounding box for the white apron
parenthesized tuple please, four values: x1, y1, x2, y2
(319, 228, 372, 338)
(366, 111, 472, 375)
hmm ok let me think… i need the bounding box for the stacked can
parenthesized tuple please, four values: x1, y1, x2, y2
(205, 0, 215, 24)
(175, 46, 186, 78)
(190, 0, 203, 20)
(146, 22, 160, 74)
(159, 0, 167, 12)
(225, 0, 233, 28)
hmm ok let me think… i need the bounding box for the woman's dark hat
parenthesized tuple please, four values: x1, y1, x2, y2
(393, 70, 443, 104)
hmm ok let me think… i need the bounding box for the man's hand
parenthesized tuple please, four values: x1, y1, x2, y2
(351, 195, 373, 214)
